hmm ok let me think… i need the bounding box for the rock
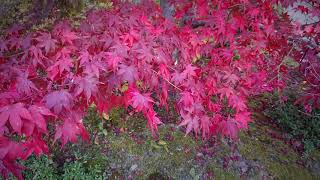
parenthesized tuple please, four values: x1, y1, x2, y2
(130, 164, 138, 172)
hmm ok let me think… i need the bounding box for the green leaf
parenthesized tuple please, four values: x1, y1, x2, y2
(283, 56, 299, 68)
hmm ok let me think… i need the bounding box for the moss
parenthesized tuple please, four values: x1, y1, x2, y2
(105, 124, 200, 179)
(239, 122, 318, 179)
(209, 166, 237, 180)
(310, 150, 320, 160)
(16, 105, 319, 179)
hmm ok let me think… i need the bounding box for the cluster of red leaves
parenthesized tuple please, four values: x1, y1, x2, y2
(281, 0, 320, 111)
(0, 0, 318, 179)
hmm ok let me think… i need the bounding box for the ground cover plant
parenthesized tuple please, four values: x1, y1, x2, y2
(0, 0, 319, 179)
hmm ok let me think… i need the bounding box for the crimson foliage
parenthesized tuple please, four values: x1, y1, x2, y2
(0, 0, 319, 179)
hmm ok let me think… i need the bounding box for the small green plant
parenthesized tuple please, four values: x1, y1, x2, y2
(22, 155, 58, 180)
(264, 96, 320, 155)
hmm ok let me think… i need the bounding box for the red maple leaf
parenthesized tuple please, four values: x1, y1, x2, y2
(15, 73, 38, 95)
(128, 91, 154, 112)
(200, 115, 211, 138)
(21, 45, 45, 67)
(35, 32, 57, 54)
(54, 111, 89, 147)
(78, 50, 91, 66)
(144, 108, 162, 136)
(295, 5, 309, 14)
(110, 41, 129, 58)
(217, 87, 234, 99)
(133, 42, 154, 63)
(219, 120, 239, 139)
(223, 72, 239, 85)
(178, 113, 200, 135)
(120, 29, 139, 47)
(47, 56, 73, 80)
(228, 95, 247, 112)
(0, 103, 32, 134)
(43, 90, 73, 114)
(179, 91, 194, 107)
(117, 64, 138, 84)
(74, 75, 99, 101)
(28, 105, 55, 133)
(59, 30, 78, 45)
(234, 111, 251, 129)
(106, 53, 122, 71)
(182, 64, 199, 79)
(20, 136, 49, 160)
(0, 137, 24, 180)
(0, 39, 8, 56)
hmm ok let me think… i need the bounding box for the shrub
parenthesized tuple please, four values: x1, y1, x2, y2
(0, 0, 319, 179)
(265, 98, 320, 154)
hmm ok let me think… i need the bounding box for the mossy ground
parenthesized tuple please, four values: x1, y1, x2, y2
(15, 107, 320, 180)
(1, 2, 319, 180)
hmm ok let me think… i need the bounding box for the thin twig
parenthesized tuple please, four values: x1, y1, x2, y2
(151, 69, 183, 92)
(228, 4, 242, 9)
(2, 51, 24, 58)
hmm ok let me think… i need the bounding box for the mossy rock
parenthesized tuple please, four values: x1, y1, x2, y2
(239, 121, 319, 180)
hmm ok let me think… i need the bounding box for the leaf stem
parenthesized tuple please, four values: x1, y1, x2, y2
(151, 69, 183, 92)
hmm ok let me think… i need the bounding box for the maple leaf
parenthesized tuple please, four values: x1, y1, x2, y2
(0, 1, 316, 176)
(171, 71, 186, 85)
(7, 35, 21, 50)
(0, 103, 32, 134)
(0, 92, 19, 107)
(295, 5, 309, 14)
(133, 43, 154, 63)
(59, 30, 78, 45)
(21, 120, 35, 137)
(0, 137, 24, 180)
(84, 60, 106, 78)
(179, 91, 194, 107)
(234, 111, 251, 129)
(178, 113, 200, 135)
(106, 53, 122, 71)
(117, 64, 138, 84)
(144, 109, 162, 136)
(217, 87, 234, 99)
(21, 45, 45, 67)
(182, 64, 199, 79)
(223, 72, 239, 85)
(120, 29, 139, 46)
(78, 50, 92, 63)
(0, 40, 7, 53)
(35, 32, 57, 54)
(128, 91, 154, 112)
(110, 41, 129, 58)
(228, 95, 247, 112)
(28, 105, 55, 133)
(43, 90, 73, 114)
(15, 73, 38, 95)
(78, 50, 91, 66)
(200, 115, 211, 138)
(99, 33, 113, 49)
(74, 75, 99, 101)
(20, 136, 48, 160)
(47, 56, 73, 80)
(158, 63, 170, 79)
(54, 111, 89, 147)
(219, 120, 239, 139)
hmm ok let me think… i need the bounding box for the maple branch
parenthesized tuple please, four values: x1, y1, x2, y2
(151, 69, 182, 92)
(228, 4, 242, 9)
(2, 51, 24, 58)
(266, 45, 295, 84)
(167, 65, 178, 72)
(303, 20, 320, 26)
